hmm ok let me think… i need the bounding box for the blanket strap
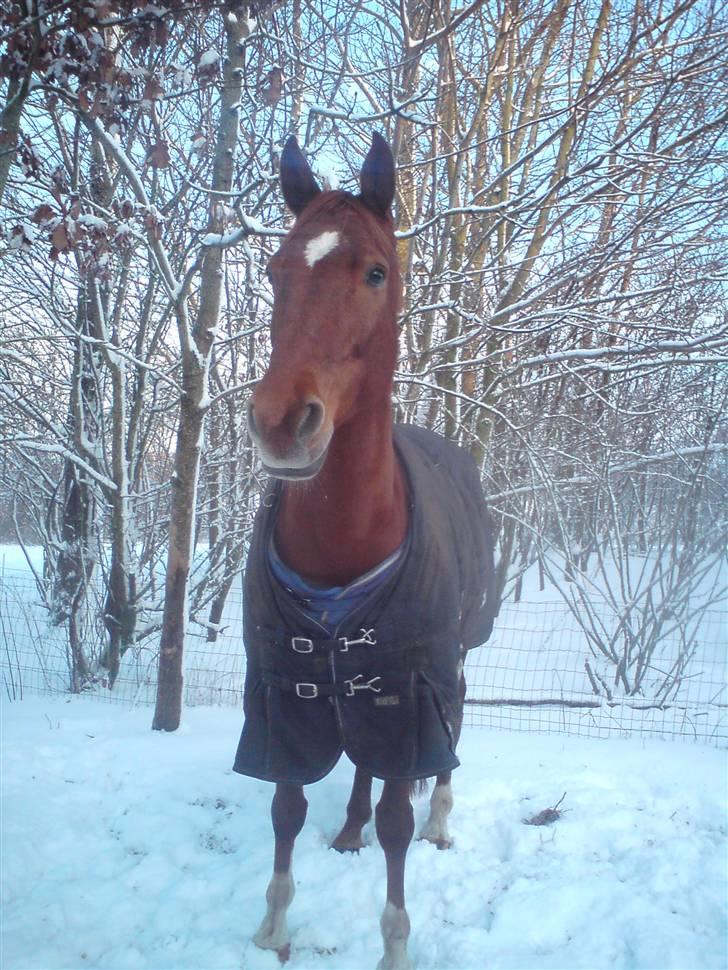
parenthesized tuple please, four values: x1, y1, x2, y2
(252, 627, 380, 654)
(262, 670, 383, 699)
(252, 623, 458, 657)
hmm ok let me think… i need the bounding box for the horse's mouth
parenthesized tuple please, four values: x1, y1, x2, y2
(261, 446, 328, 481)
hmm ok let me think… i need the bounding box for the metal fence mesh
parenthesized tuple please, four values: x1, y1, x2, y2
(2, 564, 726, 745)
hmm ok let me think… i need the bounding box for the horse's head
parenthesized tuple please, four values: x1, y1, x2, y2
(247, 134, 401, 480)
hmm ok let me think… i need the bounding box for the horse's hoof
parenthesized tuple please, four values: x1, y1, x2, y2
(330, 828, 366, 853)
(253, 925, 291, 958)
(330, 839, 365, 853)
(376, 955, 412, 970)
(253, 935, 291, 963)
(417, 833, 453, 850)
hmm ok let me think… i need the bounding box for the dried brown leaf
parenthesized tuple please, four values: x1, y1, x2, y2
(149, 141, 170, 169)
(51, 224, 70, 251)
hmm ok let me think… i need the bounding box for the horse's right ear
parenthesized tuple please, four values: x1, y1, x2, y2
(360, 132, 395, 218)
(280, 137, 321, 216)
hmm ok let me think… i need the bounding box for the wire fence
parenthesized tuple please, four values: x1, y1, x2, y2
(2, 562, 726, 746)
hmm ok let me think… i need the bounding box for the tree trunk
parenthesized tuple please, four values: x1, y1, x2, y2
(153, 12, 248, 730)
(51, 280, 102, 688)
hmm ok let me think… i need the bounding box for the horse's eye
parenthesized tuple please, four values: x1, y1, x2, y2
(366, 266, 386, 287)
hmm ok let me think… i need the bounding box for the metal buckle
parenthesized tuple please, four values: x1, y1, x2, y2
(291, 637, 314, 653)
(338, 628, 377, 652)
(345, 674, 382, 696)
(295, 682, 319, 699)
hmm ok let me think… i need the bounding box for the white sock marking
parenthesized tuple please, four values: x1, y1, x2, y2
(253, 871, 295, 951)
(419, 782, 454, 846)
(304, 230, 340, 267)
(378, 902, 411, 970)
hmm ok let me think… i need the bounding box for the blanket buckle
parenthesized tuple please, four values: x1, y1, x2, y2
(291, 637, 314, 653)
(338, 628, 377, 652)
(345, 674, 382, 697)
(295, 682, 319, 699)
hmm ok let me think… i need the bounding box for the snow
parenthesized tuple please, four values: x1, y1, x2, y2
(201, 216, 284, 248)
(2, 696, 726, 970)
(313, 155, 340, 191)
(8, 223, 36, 251)
(201, 230, 237, 247)
(199, 49, 221, 69)
(171, 64, 194, 89)
(242, 215, 279, 235)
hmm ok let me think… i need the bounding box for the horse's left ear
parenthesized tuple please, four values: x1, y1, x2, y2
(360, 132, 395, 218)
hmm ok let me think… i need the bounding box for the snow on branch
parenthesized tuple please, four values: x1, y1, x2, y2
(396, 203, 510, 240)
(6, 437, 117, 492)
(305, 98, 431, 132)
(200, 215, 285, 248)
(87, 118, 180, 298)
(446, 332, 728, 376)
(485, 443, 728, 503)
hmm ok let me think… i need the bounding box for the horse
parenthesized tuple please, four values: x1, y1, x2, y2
(233, 133, 496, 970)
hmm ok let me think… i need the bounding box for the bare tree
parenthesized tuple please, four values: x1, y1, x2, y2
(1, 2, 278, 704)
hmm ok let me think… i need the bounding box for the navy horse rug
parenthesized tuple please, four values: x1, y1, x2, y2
(233, 423, 496, 785)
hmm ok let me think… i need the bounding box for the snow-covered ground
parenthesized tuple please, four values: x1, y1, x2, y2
(2, 696, 726, 970)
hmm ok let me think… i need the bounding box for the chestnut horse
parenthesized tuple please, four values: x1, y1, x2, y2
(235, 134, 495, 970)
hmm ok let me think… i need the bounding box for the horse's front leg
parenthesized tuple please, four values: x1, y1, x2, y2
(331, 766, 373, 852)
(253, 783, 308, 959)
(376, 779, 414, 970)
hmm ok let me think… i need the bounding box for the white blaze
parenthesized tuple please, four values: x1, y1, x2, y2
(304, 230, 340, 267)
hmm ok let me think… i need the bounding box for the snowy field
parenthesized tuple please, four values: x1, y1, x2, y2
(2, 696, 726, 970)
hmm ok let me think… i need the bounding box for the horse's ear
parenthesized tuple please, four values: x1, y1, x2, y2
(280, 137, 321, 216)
(360, 132, 395, 218)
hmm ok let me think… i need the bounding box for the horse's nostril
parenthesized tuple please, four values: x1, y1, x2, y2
(297, 400, 325, 441)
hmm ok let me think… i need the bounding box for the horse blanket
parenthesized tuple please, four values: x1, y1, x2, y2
(233, 423, 497, 784)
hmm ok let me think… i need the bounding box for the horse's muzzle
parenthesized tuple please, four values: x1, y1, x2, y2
(260, 447, 329, 481)
(247, 396, 331, 480)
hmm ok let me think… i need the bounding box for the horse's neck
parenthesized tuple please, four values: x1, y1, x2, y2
(275, 407, 408, 587)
